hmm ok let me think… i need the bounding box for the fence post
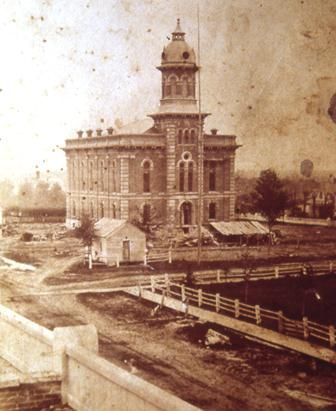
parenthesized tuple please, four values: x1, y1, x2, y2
(138, 282, 142, 298)
(303, 317, 309, 340)
(161, 289, 165, 306)
(164, 273, 170, 294)
(329, 325, 335, 348)
(329, 261, 333, 273)
(61, 350, 69, 405)
(234, 299, 240, 318)
(216, 270, 221, 283)
(150, 276, 155, 293)
(198, 289, 202, 307)
(278, 310, 284, 333)
(274, 266, 279, 279)
(255, 305, 261, 325)
(181, 284, 186, 302)
(143, 253, 147, 266)
(116, 255, 120, 268)
(168, 249, 172, 264)
(215, 293, 220, 313)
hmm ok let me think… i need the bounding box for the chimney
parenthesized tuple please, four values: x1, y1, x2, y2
(211, 128, 218, 135)
(86, 129, 93, 137)
(107, 127, 114, 136)
(96, 129, 103, 137)
(77, 130, 84, 138)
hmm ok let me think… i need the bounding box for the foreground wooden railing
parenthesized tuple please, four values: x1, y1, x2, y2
(142, 277, 335, 350)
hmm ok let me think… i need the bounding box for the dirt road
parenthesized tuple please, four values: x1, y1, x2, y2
(4, 284, 336, 411)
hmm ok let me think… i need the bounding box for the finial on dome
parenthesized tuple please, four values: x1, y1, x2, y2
(172, 18, 185, 40)
(175, 18, 182, 33)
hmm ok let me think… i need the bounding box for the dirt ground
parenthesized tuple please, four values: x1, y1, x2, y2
(1, 223, 336, 409)
(5, 290, 336, 411)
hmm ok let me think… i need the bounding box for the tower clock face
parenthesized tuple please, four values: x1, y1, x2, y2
(182, 51, 190, 60)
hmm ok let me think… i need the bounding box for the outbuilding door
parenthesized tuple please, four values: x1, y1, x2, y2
(122, 239, 130, 261)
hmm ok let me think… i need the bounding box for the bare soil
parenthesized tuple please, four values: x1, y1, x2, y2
(6, 291, 336, 410)
(2, 223, 336, 409)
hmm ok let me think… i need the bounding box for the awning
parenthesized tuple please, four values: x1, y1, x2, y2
(210, 221, 269, 236)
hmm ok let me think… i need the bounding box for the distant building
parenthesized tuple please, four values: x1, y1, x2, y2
(64, 20, 239, 231)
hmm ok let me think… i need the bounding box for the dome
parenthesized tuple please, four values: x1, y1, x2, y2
(161, 19, 196, 66)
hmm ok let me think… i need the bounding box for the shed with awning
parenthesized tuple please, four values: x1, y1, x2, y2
(209, 221, 269, 243)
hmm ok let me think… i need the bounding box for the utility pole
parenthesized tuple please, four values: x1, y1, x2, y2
(197, 2, 203, 265)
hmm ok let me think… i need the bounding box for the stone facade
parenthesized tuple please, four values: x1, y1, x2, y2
(64, 20, 239, 230)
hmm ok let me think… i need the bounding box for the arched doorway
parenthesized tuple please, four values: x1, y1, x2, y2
(181, 202, 192, 226)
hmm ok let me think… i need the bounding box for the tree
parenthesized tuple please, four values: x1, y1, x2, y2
(17, 181, 34, 208)
(0, 180, 15, 207)
(74, 214, 95, 269)
(48, 183, 66, 208)
(253, 169, 289, 232)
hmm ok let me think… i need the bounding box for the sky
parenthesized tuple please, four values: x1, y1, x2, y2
(0, 0, 336, 183)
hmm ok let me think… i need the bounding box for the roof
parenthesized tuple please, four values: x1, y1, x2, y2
(161, 19, 196, 66)
(210, 221, 269, 236)
(94, 218, 126, 237)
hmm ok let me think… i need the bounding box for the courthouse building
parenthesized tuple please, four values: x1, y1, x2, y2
(64, 20, 239, 231)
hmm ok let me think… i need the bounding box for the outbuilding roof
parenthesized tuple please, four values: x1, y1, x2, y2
(94, 218, 126, 237)
(210, 221, 269, 236)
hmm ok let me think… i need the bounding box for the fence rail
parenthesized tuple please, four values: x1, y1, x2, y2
(190, 260, 336, 284)
(139, 275, 335, 350)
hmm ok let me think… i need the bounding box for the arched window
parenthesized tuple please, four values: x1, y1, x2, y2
(178, 129, 183, 144)
(190, 129, 196, 144)
(89, 161, 93, 191)
(181, 202, 192, 225)
(112, 203, 116, 219)
(179, 162, 185, 192)
(209, 202, 216, 219)
(181, 75, 188, 97)
(100, 160, 104, 192)
(176, 78, 182, 95)
(81, 161, 86, 190)
(169, 75, 177, 96)
(184, 129, 189, 144)
(188, 162, 193, 191)
(143, 160, 151, 192)
(143, 204, 151, 225)
(111, 160, 116, 192)
(165, 83, 171, 97)
(187, 77, 194, 97)
(209, 162, 216, 191)
(72, 160, 76, 191)
(100, 202, 104, 218)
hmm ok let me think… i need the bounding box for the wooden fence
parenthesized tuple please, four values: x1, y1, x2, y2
(145, 249, 172, 265)
(184, 260, 335, 284)
(142, 276, 335, 350)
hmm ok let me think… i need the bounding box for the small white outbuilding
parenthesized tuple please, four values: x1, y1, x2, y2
(92, 218, 146, 265)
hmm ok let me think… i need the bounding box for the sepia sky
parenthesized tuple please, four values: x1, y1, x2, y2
(0, 0, 336, 182)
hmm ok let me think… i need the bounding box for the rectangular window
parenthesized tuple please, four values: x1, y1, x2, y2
(209, 162, 216, 191)
(209, 203, 216, 219)
(144, 172, 150, 192)
(143, 204, 151, 224)
(188, 163, 193, 191)
(179, 163, 185, 192)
